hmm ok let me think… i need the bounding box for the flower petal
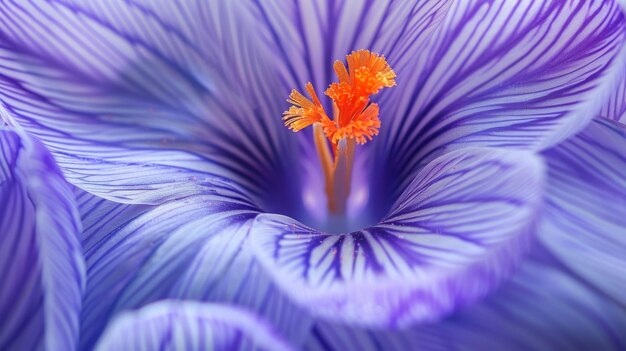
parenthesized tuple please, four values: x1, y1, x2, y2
(540, 117, 626, 306)
(376, 0, 626, 194)
(0, 1, 297, 203)
(76, 188, 311, 350)
(252, 0, 453, 92)
(251, 148, 543, 327)
(0, 129, 84, 350)
(94, 301, 293, 351)
(306, 251, 626, 351)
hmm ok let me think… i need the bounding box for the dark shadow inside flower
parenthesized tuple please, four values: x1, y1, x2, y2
(286, 138, 390, 233)
(270, 49, 400, 233)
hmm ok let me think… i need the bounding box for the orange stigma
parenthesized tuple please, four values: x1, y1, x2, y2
(282, 50, 396, 216)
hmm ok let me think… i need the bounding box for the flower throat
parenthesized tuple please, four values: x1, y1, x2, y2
(283, 50, 396, 215)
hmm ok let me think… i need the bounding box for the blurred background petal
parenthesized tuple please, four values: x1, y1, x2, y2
(540, 117, 626, 306)
(94, 301, 293, 351)
(0, 129, 84, 351)
(305, 250, 626, 351)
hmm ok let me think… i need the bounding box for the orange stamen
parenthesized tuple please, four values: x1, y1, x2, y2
(282, 50, 395, 215)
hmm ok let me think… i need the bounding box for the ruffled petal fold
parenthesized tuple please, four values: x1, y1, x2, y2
(540, 117, 626, 305)
(377, 0, 626, 194)
(76, 188, 311, 350)
(0, 129, 84, 350)
(305, 251, 626, 351)
(251, 148, 543, 328)
(94, 301, 293, 351)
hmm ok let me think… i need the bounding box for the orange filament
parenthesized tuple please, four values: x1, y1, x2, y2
(282, 50, 395, 215)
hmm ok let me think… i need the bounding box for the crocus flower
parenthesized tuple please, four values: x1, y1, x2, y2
(1, 1, 625, 350)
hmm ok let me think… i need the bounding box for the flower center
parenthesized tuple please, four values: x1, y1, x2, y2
(282, 50, 396, 215)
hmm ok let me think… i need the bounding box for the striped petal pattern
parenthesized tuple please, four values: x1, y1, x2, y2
(540, 118, 626, 306)
(0, 1, 296, 204)
(305, 250, 626, 351)
(0, 129, 84, 351)
(251, 148, 543, 327)
(94, 301, 293, 351)
(376, 0, 626, 196)
(76, 188, 312, 351)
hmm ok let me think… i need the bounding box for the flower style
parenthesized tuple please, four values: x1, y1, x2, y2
(1, 1, 626, 351)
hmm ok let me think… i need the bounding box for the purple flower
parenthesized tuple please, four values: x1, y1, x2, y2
(1, 1, 626, 350)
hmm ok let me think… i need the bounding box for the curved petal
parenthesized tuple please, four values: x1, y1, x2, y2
(76, 188, 312, 350)
(540, 117, 626, 306)
(305, 250, 626, 351)
(251, 148, 543, 328)
(0, 1, 298, 203)
(0, 129, 84, 350)
(94, 301, 293, 351)
(376, 0, 626, 195)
